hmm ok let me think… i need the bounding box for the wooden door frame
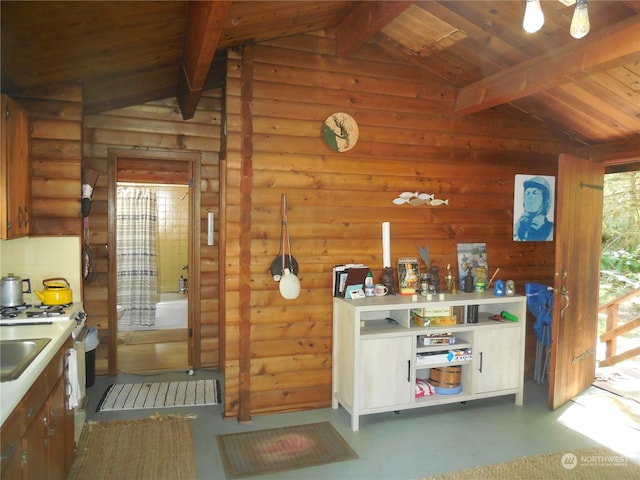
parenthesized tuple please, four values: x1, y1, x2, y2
(107, 148, 202, 375)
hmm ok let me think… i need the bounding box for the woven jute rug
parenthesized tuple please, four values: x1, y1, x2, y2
(216, 421, 357, 478)
(423, 447, 640, 480)
(67, 414, 197, 480)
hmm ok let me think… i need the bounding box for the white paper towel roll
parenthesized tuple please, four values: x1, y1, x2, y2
(382, 222, 391, 268)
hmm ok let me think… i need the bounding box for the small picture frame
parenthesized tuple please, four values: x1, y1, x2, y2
(397, 257, 420, 294)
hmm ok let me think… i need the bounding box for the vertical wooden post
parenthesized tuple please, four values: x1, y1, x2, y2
(238, 44, 254, 423)
(605, 303, 619, 360)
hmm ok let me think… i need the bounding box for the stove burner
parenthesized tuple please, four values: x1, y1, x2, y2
(36, 303, 72, 309)
(0, 303, 31, 311)
(0, 304, 34, 318)
(26, 305, 65, 318)
(0, 308, 19, 319)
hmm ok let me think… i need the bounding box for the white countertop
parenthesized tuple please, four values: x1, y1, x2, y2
(0, 317, 76, 426)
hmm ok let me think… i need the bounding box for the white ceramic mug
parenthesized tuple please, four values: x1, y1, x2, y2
(374, 284, 388, 296)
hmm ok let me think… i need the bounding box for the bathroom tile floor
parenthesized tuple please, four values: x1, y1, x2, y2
(85, 369, 639, 479)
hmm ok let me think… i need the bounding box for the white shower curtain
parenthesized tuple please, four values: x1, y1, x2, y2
(117, 186, 158, 327)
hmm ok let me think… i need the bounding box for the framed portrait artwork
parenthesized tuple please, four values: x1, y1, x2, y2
(513, 174, 555, 242)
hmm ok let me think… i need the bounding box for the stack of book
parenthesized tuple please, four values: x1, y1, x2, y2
(418, 333, 456, 345)
(416, 348, 472, 366)
(332, 264, 369, 297)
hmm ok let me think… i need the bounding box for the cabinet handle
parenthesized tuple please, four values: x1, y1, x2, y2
(0, 441, 16, 462)
(407, 360, 411, 383)
(43, 417, 51, 446)
(560, 270, 570, 319)
(49, 406, 58, 431)
(17, 207, 24, 228)
(478, 352, 483, 373)
(24, 206, 30, 226)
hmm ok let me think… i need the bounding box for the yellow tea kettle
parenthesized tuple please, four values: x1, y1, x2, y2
(34, 277, 73, 305)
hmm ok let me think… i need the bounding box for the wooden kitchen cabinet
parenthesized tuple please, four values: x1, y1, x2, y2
(333, 293, 526, 431)
(0, 340, 74, 480)
(0, 409, 23, 479)
(0, 94, 31, 239)
(22, 401, 49, 480)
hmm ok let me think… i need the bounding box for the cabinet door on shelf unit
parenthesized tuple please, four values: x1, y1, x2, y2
(472, 326, 521, 394)
(359, 336, 413, 410)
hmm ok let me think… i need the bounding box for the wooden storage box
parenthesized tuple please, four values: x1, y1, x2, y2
(429, 366, 461, 388)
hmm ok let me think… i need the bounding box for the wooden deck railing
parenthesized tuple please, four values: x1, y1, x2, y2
(598, 286, 640, 367)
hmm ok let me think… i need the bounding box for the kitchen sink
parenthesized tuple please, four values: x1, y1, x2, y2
(0, 338, 51, 382)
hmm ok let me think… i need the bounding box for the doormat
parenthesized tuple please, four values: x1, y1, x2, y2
(97, 379, 220, 411)
(421, 447, 640, 480)
(67, 414, 197, 480)
(216, 421, 358, 479)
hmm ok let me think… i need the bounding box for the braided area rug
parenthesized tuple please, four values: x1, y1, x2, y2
(423, 447, 640, 480)
(67, 414, 197, 480)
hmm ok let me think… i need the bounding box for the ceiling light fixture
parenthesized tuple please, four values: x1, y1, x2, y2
(570, 0, 590, 39)
(523, 0, 545, 33)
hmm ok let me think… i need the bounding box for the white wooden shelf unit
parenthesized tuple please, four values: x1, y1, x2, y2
(332, 292, 527, 431)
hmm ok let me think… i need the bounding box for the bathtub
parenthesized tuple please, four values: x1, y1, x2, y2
(118, 292, 188, 331)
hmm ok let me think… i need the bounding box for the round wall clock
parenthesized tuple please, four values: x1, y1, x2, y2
(322, 112, 359, 152)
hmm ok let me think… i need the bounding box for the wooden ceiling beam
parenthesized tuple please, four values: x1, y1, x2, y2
(455, 14, 640, 116)
(177, 0, 231, 120)
(577, 137, 640, 165)
(335, 1, 413, 57)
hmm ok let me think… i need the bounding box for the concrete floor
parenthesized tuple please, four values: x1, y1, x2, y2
(84, 369, 639, 480)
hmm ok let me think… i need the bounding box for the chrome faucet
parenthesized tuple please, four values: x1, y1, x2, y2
(179, 274, 188, 294)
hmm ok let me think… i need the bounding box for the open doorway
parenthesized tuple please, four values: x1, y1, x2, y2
(596, 169, 640, 399)
(107, 149, 201, 374)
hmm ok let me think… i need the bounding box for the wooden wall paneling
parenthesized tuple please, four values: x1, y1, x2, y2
(82, 90, 221, 376)
(14, 83, 83, 237)
(219, 32, 567, 417)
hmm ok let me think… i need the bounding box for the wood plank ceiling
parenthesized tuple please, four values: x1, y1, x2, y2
(2, 1, 639, 158)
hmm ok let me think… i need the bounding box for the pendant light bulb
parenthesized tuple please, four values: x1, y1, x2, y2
(570, 0, 590, 39)
(523, 0, 544, 33)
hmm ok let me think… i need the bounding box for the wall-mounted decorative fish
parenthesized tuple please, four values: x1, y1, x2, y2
(392, 192, 449, 206)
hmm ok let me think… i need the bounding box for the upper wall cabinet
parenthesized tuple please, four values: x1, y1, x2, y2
(1, 94, 31, 239)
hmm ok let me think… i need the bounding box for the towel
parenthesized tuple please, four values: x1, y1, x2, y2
(67, 349, 82, 409)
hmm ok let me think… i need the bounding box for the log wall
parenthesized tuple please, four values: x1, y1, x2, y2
(82, 91, 222, 374)
(222, 32, 571, 417)
(10, 31, 580, 418)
